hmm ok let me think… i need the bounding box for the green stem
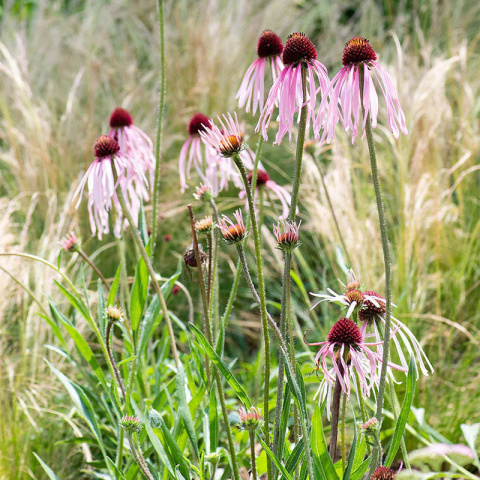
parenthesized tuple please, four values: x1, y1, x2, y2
(127, 433, 154, 480)
(359, 63, 393, 472)
(106, 321, 126, 402)
(209, 198, 220, 333)
(151, 0, 166, 249)
(77, 247, 109, 289)
(355, 370, 372, 455)
(233, 155, 271, 479)
(115, 427, 124, 469)
(113, 170, 180, 367)
(249, 430, 258, 480)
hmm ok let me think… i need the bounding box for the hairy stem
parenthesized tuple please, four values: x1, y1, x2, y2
(127, 433, 154, 480)
(106, 321, 126, 402)
(151, 0, 166, 247)
(233, 155, 271, 479)
(249, 430, 258, 480)
(341, 393, 347, 471)
(360, 63, 393, 472)
(209, 198, 220, 332)
(329, 376, 342, 461)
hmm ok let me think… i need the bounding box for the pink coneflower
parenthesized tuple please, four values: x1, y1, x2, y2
(305, 318, 404, 400)
(217, 209, 247, 244)
(108, 107, 155, 184)
(179, 113, 217, 192)
(257, 32, 329, 145)
(60, 232, 79, 252)
(73, 135, 142, 239)
(236, 30, 284, 115)
(239, 169, 292, 220)
(310, 269, 434, 376)
(317, 37, 408, 144)
(273, 220, 301, 252)
(199, 112, 245, 158)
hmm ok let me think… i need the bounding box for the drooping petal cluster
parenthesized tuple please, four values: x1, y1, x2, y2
(200, 112, 245, 158)
(236, 30, 284, 115)
(257, 32, 329, 145)
(317, 37, 408, 144)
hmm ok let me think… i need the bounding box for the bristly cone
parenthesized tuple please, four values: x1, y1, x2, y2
(371, 466, 395, 480)
(188, 113, 212, 136)
(342, 37, 377, 66)
(282, 32, 317, 65)
(248, 169, 270, 187)
(358, 290, 386, 322)
(109, 108, 133, 128)
(94, 135, 120, 158)
(328, 317, 363, 345)
(257, 30, 283, 58)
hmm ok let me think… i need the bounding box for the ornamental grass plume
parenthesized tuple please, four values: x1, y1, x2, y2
(310, 269, 434, 376)
(236, 30, 284, 115)
(73, 135, 145, 239)
(317, 36, 408, 144)
(257, 32, 329, 144)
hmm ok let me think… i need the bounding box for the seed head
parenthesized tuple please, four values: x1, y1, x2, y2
(94, 135, 120, 158)
(217, 210, 247, 244)
(274, 221, 301, 253)
(109, 108, 133, 128)
(195, 216, 213, 234)
(371, 466, 395, 480)
(327, 317, 363, 346)
(239, 406, 262, 431)
(342, 37, 377, 66)
(282, 32, 317, 66)
(105, 305, 124, 324)
(188, 113, 212, 136)
(60, 232, 79, 252)
(120, 415, 142, 433)
(248, 169, 270, 187)
(184, 246, 207, 268)
(358, 290, 386, 323)
(193, 184, 214, 202)
(257, 30, 283, 58)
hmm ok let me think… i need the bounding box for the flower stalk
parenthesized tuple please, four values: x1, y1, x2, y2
(249, 430, 258, 480)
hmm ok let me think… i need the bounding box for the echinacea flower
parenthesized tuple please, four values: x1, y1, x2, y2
(273, 220, 301, 252)
(200, 112, 245, 158)
(217, 209, 247, 244)
(73, 135, 142, 239)
(108, 107, 155, 185)
(60, 232, 79, 252)
(317, 37, 408, 144)
(310, 269, 434, 377)
(179, 113, 217, 192)
(371, 466, 396, 480)
(257, 32, 329, 145)
(105, 305, 124, 324)
(238, 406, 262, 431)
(305, 317, 405, 406)
(236, 30, 284, 115)
(195, 216, 213, 235)
(239, 169, 292, 220)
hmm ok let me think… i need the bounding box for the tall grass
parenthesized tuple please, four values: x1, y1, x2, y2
(0, 0, 479, 477)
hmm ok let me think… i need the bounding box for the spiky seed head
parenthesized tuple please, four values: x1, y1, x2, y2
(257, 30, 283, 58)
(94, 135, 120, 158)
(371, 466, 395, 480)
(358, 290, 386, 322)
(342, 37, 377, 66)
(109, 108, 133, 128)
(105, 305, 124, 323)
(239, 407, 262, 431)
(282, 32, 317, 65)
(188, 113, 212, 136)
(195, 216, 213, 234)
(327, 317, 363, 346)
(120, 415, 142, 433)
(184, 246, 207, 267)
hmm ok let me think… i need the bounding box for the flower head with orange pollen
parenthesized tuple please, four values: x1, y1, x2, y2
(217, 210, 247, 245)
(257, 32, 329, 145)
(200, 113, 244, 158)
(236, 30, 284, 115)
(273, 220, 301, 252)
(316, 36, 407, 144)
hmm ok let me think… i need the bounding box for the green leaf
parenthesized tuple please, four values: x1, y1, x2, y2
(343, 414, 357, 480)
(97, 279, 105, 335)
(54, 280, 94, 330)
(106, 457, 127, 480)
(176, 361, 200, 458)
(33, 453, 60, 480)
(130, 240, 151, 333)
(256, 433, 293, 480)
(139, 200, 149, 246)
(311, 405, 339, 480)
(282, 436, 304, 478)
(209, 380, 219, 453)
(385, 357, 417, 467)
(277, 383, 292, 466)
(116, 355, 136, 367)
(107, 266, 122, 307)
(38, 312, 67, 349)
(349, 458, 370, 480)
(189, 323, 252, 408)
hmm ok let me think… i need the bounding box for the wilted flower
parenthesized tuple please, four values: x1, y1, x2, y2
(73, 135, 143, 239)
(184, 246, 207, 268)
(60, 232, 79, 252)
(274, 220, 301, 252)
(257, 32, 329, 144)
(317, 37, 408, 144)
(119, 415, 142, 433)
(105, 305, 124, 324)
(217, 210, 247, 244)
(310, 269, 434, 377)
(371, 466, 396, 480)
(195, 216, 213, 235)
(236, 30, 284, 115)
(238, 406, 262, 431)
(200, 112, 245, 158)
